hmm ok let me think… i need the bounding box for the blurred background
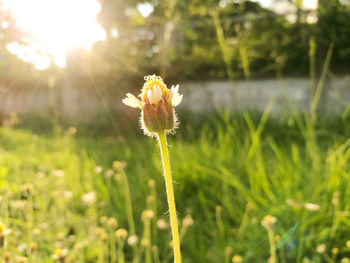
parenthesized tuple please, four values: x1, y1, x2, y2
(1, 0, 350, 262)
(0, 0, 349, 125)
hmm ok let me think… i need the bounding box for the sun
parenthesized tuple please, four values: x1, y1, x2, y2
(1, 0, 106, 69)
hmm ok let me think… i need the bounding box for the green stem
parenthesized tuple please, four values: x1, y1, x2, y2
(117, 242, 125, 263)
(98, 241, 105, 263)
(157, 132, 181, 263)
(110, 230, 116, 263)
(268, 229, 277, 263)
(145, 219, 152, 263)
(132, 245, 139, 263)
(121, 171, 136, 235)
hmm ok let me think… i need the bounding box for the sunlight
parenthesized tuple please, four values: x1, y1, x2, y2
(1, 0, 106, 69)
(137, 2, 154, 18)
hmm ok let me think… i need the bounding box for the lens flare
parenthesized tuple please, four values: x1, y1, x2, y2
(1, 0, 106, 69)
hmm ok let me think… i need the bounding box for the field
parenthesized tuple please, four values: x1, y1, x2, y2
(1, 109, 350, 263)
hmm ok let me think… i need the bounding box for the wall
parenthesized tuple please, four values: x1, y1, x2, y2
(0, 76, 349, 117)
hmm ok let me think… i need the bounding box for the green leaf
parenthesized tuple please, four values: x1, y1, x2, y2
(274, 223, 299, 250)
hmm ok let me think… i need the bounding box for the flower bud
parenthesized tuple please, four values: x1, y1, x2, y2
(141, 210, 154, 221)
(316, 243, 326, 254)
(127, 235, 138, 246)
(115, 228, 128, 242)
(156, 219, 169, 230)
(142, 100, 175, 133)
(107, 217, 118, 229)
(182, 215, 194, 227)
(261, 215, 277, 230)
(123, 75, 183, 136)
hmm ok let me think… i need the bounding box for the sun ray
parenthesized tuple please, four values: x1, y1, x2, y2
(1, 0, 106, 69)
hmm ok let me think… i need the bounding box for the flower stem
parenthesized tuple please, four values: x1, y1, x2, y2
(267, 228, 277, 263)
(157, 132, 181, 263)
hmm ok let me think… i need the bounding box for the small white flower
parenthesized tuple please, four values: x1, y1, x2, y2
(127, 235, 138, 246)
(104, 169, 114, 178)
(141, 210, 154, 221)
(156, 219, 169, 230)
(94, 166, 102, 173)
(316, 243, 326, 254)
(304, 203, 320, 211)
(82, 191, 97, 205)
(52, 169, 65, 177)
(63, 191, 73, 199)
(182, 215, 194, 227)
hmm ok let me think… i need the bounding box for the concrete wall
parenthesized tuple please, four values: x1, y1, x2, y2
(0, 76, 349, 116)
(181, 76, 350, 113)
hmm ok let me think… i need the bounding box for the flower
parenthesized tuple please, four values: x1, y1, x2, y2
(107, 217, 118, 228)
(316, 243, 326, 254)
(115, 228, 128, 242)
(232, 255, 243, 263)
(182, 215, 194, 227)
(122, 75, 183, 136)
(52, 248, 68, 261)
(304, 203, 320, 211)
(261, 215, 277, 230)
(156, 219, 169, 230)
(127, 235, 138, 246)
(141, 210, 154, 221)
(346, 240, 350, 248)
(51, 169, 65, 177)
(0, 222, 11, 247)
(81, 191, 97, 205)
(332, 247, 339, 255)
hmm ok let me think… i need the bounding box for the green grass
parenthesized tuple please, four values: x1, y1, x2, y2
(1, 110, 350, 262)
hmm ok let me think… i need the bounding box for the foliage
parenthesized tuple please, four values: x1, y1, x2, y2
(1, 110, 350, 261)
(87, 0, 350, 83)
(0, 0, 349, 94)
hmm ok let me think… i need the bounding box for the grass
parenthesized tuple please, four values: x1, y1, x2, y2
(1, 109, 350, 262)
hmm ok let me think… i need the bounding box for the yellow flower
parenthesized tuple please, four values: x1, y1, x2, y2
(115, 228, 128, 242)
(261, 215, 277, 230)
(0, 223, 6, 247)
(52, 248, 68, 261)
(232, 255, 243, 263)
(141, 210, 155, 221)
(0, 222, 12, 247)
(122, 75, 183, 136)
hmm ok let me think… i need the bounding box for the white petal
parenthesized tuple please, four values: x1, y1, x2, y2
(169, 84, 179, 102)
(172, 94, 183, 107)
(128, 93, 144, 108)
(171, 91, 180, 102)
(123, 93, 143, 108)
(147, 85, 162, 105)
(169, 85, 174, 101)
(153, 85, 163, 103)
(123, 98, 139, 108)
(147, 89, 154, 104)
(173, 84, 179, 95)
